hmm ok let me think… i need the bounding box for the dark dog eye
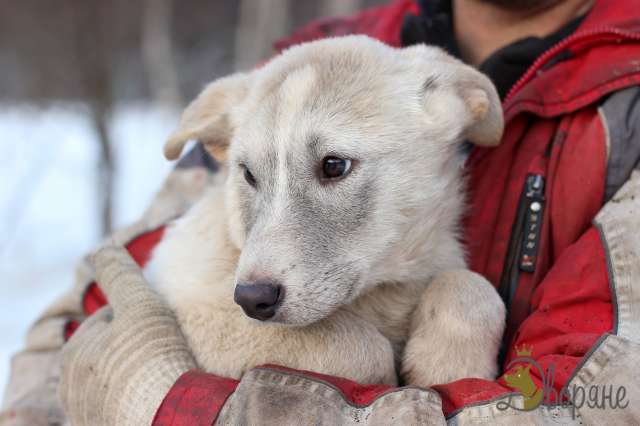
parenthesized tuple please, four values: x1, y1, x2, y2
(243, 167, 257, 187)
(321, 156, 352, 180)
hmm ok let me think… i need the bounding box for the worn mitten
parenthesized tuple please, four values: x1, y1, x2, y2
(59, 245, 198, 426)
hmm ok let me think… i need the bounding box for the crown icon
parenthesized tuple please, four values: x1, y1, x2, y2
(515, 344, 533, 357)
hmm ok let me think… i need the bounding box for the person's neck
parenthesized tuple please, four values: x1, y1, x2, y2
(453, 0, 595, 66)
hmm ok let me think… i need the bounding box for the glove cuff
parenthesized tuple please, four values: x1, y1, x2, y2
(113, 349, 198, 425)
(153, 370, 239, 426)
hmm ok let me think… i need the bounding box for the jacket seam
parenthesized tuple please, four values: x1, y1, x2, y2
(251, 366, 440, 410)
(505, 75, 640, 120)
(594, 221, 619, 335)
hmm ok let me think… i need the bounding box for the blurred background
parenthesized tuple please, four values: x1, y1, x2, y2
(0, 0, 388, 399)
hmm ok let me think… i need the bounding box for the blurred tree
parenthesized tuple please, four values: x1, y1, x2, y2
(0, 0, 387, 236)
(143, 0, 183, 109)
(0, 0, 137, 235)
(65, 1, 129, 236)
(234, 0, 291, 70)
(322, 0, 363, 17)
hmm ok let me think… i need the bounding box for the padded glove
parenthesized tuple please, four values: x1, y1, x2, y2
(59, 245, 198, 426)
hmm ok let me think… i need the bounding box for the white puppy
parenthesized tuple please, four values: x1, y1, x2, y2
(145, 35, 506, 387)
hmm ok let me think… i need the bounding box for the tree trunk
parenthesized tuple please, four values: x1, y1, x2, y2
(234, 0, 291, 71)
(142, 0, 182, 108)
(91, 103, 114, 236)
(322, 0, 362, 17)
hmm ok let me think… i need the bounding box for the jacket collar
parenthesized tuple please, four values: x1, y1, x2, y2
(503, 0, 640, 120)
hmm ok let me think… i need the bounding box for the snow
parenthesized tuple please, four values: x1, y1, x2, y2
(0, 103, 178, 402)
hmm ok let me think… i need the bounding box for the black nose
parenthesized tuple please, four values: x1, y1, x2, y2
(234, 282, 283, 321)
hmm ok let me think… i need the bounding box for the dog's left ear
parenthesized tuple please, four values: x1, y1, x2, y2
(451, 63, 504, 147)
(402, 46, 504, 147)
(164, 71, 253, 162)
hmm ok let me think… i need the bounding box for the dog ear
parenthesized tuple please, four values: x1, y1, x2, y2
(164, 72, 253, 162)
(451, 64, 504, 146)
(402, 46, 504, 147)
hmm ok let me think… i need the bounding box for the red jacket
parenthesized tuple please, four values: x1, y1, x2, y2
(75, 0, 640, 423)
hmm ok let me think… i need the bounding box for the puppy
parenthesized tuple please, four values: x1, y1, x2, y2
(145, 35, 506, 387)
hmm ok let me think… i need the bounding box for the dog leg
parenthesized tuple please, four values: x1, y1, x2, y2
(401, 269, 505, 387)
(294, 309, 399, 386)
(182, 305, 398, 386)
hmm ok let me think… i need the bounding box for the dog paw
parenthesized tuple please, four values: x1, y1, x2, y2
(401, 269, 505, 387)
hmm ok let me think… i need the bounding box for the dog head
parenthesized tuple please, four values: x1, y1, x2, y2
(165, 36, 503, 325)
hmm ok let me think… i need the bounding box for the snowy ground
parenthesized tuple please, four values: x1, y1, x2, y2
(0, 103, 178, 402)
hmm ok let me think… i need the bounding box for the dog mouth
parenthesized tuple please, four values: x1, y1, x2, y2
(272, 285, 354, 326)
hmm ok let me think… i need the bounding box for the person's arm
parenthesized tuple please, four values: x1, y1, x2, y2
(58, 245, 200, 426)
(0, 145, 214, 426)
(0, 284, 84, 425)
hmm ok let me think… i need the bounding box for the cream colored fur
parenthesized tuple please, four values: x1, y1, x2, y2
(147, 185, 397, 384)
(145, 35, 505, 387)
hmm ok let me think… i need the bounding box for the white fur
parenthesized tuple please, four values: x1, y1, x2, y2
(149, 36, 506, 386)
(145, 186, 397, 384)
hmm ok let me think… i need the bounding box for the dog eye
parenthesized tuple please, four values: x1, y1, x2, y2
(243, 167, 257, 187)
(321, 156, 352, 180)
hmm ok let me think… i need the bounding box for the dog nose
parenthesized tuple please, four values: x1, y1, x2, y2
(234, 282, 282, 321)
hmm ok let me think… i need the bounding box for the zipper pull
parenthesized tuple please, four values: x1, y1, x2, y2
(519, 174, 545, 272)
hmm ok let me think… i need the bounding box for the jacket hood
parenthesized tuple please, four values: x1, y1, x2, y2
(504, 0, 640, 120)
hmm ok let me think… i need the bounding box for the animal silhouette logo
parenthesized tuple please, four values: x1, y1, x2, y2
(502, 345, 543, 411)
(498, 344, 629, 416)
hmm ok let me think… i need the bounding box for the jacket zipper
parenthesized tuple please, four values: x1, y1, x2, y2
(498, 174, 545, 309)
(504, 27, 640, 104)
(497, 27, 640, 305)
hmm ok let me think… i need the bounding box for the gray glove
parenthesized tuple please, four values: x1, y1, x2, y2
(59, 245, 198, 426)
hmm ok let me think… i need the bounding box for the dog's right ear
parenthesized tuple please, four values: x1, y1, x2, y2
(164, 72, 253, 162)
(401, 45, 504, 147)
